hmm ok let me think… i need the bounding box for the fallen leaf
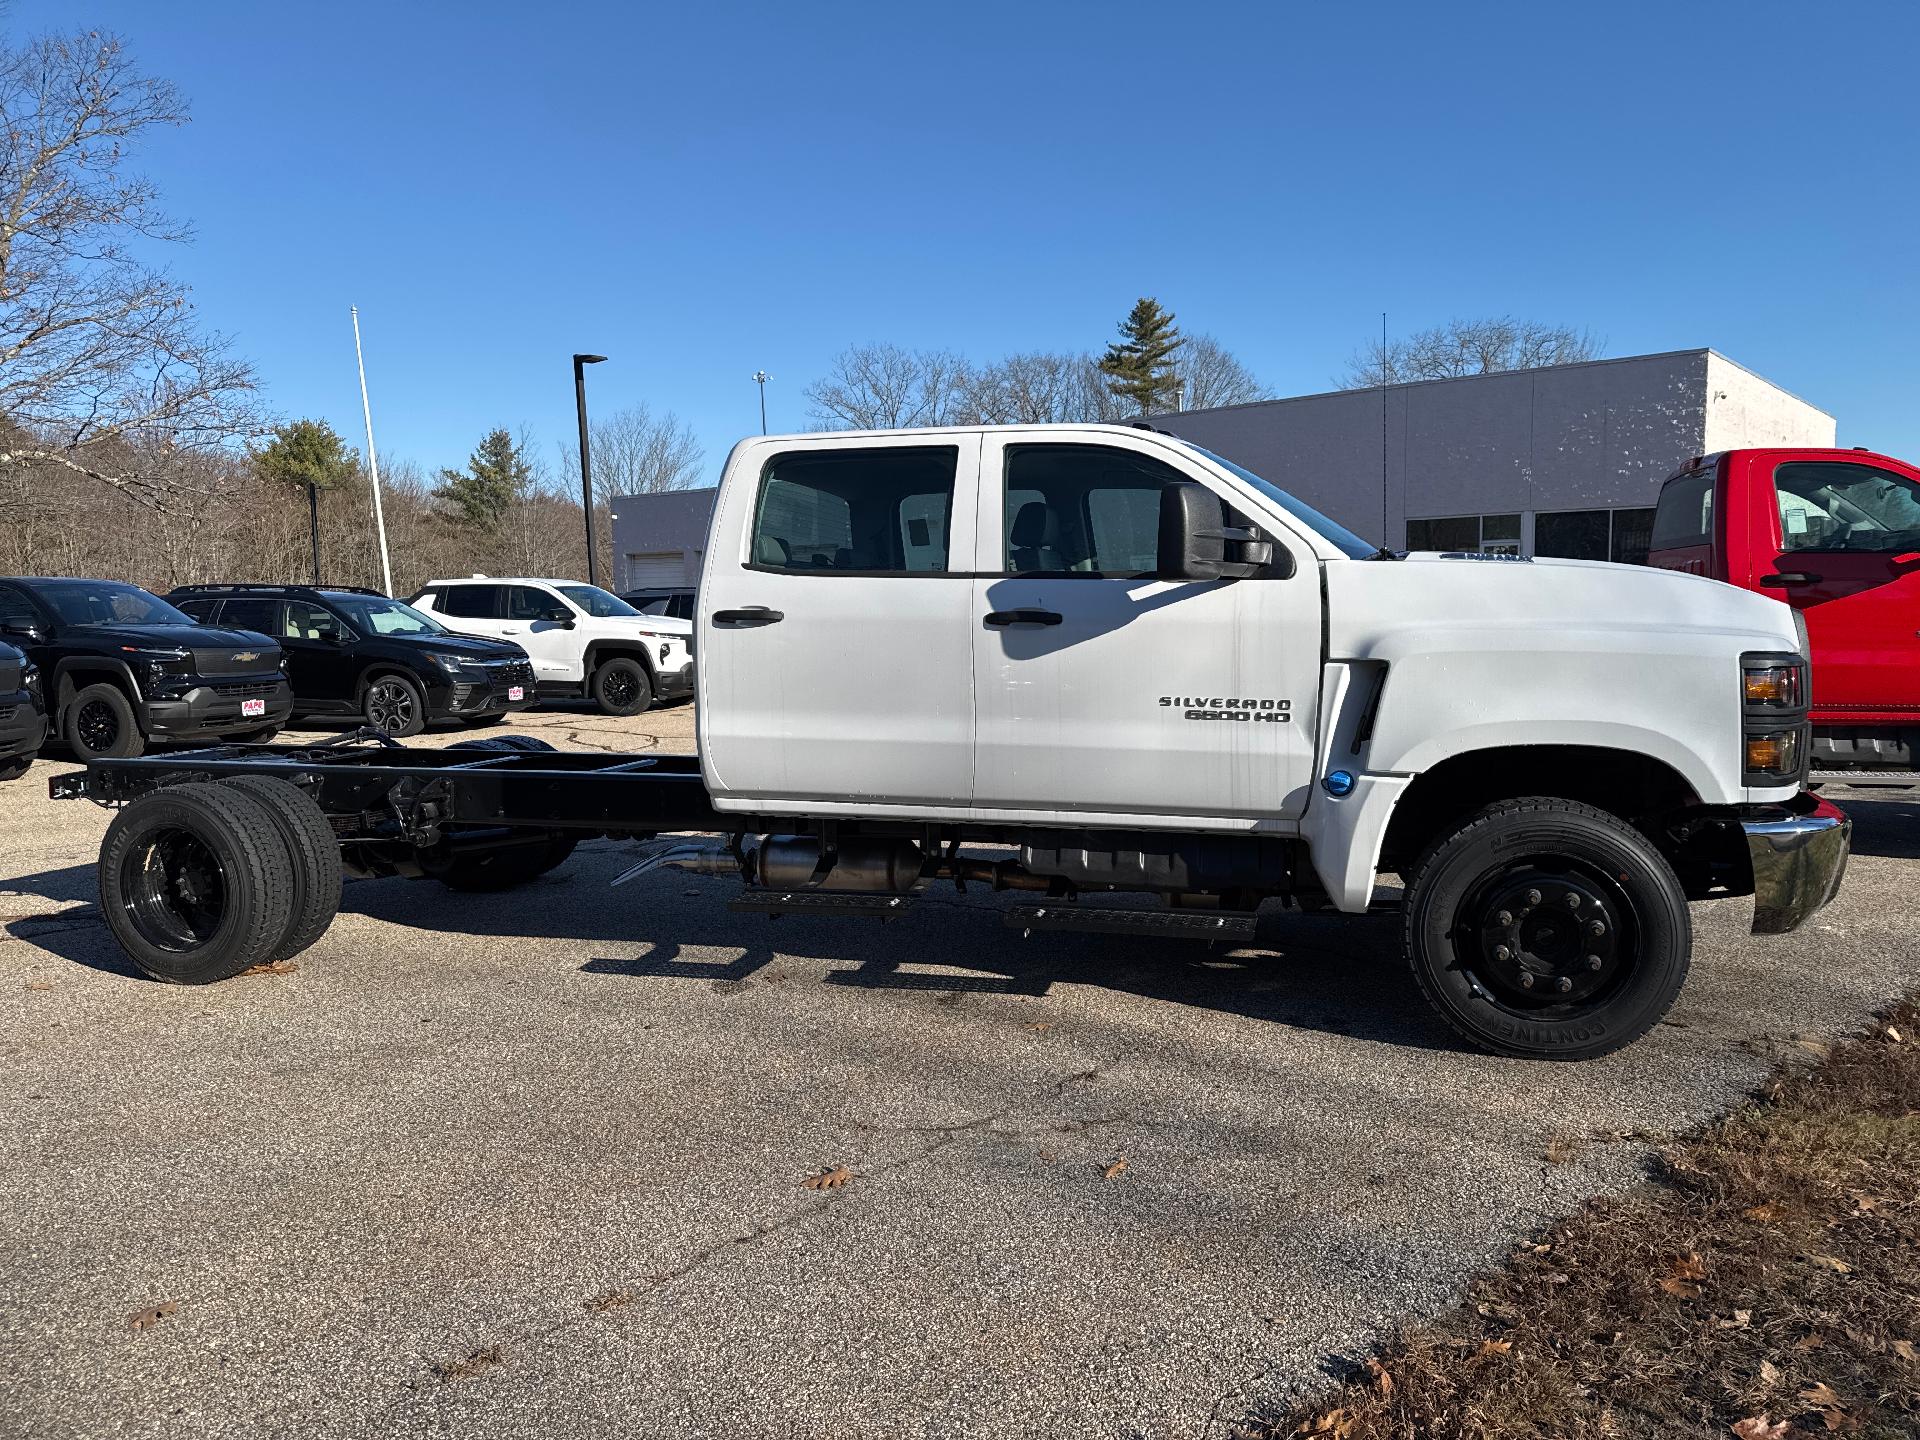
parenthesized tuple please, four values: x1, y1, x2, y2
(1365, 1356, 1393, 1396)
(1717, 1310, 1753, 1330)
(1476, 1338, 1513, 1358)
(1891, 1339, 1918, 1364)
(1295, 1407, 1354, 1437)
(1848, 1193, 1881, 1214)
(1745, 1203, 1787, 1223)
(239, 960, 298, 977)
(1759, 1360, 1782, 1387)
(1886, 1026, 1904, 1043)
(24, 979, 52, 991)
(1796, 1037, 1831, 1057)
(1798, 1382, 1843, 1410)
(1668, 1252, 1708, 1281)
(127, 1300, 179, 1331)
(1796, 1332, 1826, 1352)
(802, 1165, 852, 1191)
(1807, 1254, 1852, 1274)
(1101, 1156, 1129, 1180)
(1661, 1277, 1703, 1299)
(1731, 1418, 1790, 1440)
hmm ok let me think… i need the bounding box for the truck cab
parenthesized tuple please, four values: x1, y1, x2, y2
(1648, 447, 1920, 768)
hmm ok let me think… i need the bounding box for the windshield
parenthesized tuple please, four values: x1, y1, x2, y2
(558, 584, 643, 618)
(36, 580, 195, 627)
(328, 594, 447, 637)
(1180, 442, 1378, 559)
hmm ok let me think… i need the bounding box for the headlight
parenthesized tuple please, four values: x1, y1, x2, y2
(1745, 728, 1805, 780)
(658, 642, 673, 662)
(1742, 663, 1805, 710)
(21, 661, 40, 699)
(424, 652, 474, 675)
(120, 646, 193, 681)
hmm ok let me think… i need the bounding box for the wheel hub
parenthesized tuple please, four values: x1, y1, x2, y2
(1475, 871, 1620, 1004)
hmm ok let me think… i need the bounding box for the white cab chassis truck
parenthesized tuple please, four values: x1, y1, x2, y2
(55, 426, 1850, 1060)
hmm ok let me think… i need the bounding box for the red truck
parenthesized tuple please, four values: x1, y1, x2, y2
(1648, 447, 1920, 770)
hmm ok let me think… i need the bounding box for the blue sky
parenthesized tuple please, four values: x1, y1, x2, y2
(11, 0, 1918, 484)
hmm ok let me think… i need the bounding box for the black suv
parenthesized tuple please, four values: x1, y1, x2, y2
(618, 586, 696, 621)
(0, 577, 293, 760)
(0, 638, 48, 781)
(168, 585, 535, 737)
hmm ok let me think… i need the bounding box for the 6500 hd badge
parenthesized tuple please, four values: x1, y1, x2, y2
(1160, 697, 1292, 723)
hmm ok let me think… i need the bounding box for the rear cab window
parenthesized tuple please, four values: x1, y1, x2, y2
(750, 447, 957, 574)
(1650, 468, 1716, 554)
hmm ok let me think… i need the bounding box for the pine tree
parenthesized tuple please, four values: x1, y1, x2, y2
(1098, 298, 1185, 415)
(255, 419, 357, 491)
(434, 427, 534, 533)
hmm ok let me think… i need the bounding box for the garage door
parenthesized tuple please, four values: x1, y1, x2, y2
(622, 552, 685, 589)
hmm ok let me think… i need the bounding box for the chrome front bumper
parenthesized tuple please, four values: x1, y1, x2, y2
(1744, 796, 1851, 934)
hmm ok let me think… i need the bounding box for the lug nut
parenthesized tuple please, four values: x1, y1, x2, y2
(1565, 892, 1582, 909)
(1585, 954, 1603, 971)
(1588, 920, 1606, 936)
(1494, 943, 1512, 961)
(1495, 910, 1512, 926)
(1519, 972, 1535, 989)
(1525, 889, 1542, 905)
(1557, 976, 1574, 993)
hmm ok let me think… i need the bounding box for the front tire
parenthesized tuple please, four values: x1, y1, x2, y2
(1403, 797, 1691, 1061)
(363, 673, 427, 737)
(98, 783, 297, 984)
(65, 682, 144, 760)
(0, 754, 31, 782)
(592, 657, 652, 716)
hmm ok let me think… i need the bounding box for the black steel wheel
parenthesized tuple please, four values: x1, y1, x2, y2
(65, 682, 144, 760)
(98, 783, 296, 984)
(1403, 797, 1691, 1060)
(592, 657, 652, 716)
(363, 674, 426, 737)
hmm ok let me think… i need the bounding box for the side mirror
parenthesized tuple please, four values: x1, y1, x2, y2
(1, 620, 45, 643)
(1158, 483, 1227, 582)
(539, 607, 573, 626)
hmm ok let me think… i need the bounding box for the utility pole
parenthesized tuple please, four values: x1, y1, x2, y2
(573, 353, 607, 586)
(306, 482, 321, 584)
(350, 306, 394, 596)
(753, 370, 769, 434)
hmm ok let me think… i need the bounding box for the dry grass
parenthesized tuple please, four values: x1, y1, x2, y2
(1251, 997, 1920, 1439)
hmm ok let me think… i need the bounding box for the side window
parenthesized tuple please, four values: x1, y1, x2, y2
(174, 598, 219, 622)
(0, 585, 43, 629)
(1004, 444, 1221, 576)
(411, 589, 439, 610)
(219, 597, 281, 634)
(1774, 461, 1920, 553)
(671, 594, 695, 620)
(1650, 470, 1715, 551)
(283, 601, 342, 641)
(441, 585, 502, 619)
(751, 446, 957, 573)
(507, 586, 559, 621)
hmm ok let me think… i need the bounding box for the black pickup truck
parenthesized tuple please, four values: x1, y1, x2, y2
(0, 577, 293, 760)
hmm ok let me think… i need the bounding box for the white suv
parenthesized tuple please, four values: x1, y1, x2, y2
(408, 577, 693, 715)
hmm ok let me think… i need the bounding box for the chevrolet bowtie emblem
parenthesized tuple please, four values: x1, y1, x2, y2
(231, 651, 260, 663)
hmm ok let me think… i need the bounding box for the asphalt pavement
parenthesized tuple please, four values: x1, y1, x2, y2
(2, 708, 1914, 1439)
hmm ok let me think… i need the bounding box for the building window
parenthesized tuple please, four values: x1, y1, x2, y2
(1405, 513, 1519, 556)
(1535, 507, 1658, 565)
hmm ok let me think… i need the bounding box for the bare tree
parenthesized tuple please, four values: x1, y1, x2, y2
(556, 403, 704, 508)
(0, 30, 257, 505)
(1343, 317, 1602, 388)
(803, 344, 967, 430)
(1174, 334, 1271, 410)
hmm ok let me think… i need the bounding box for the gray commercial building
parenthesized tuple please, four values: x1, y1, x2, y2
(609, 348, 1833, 583)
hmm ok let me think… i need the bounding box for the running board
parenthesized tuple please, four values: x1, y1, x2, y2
(1004, 904, 1258, 942)
(728, 891, 914, 921)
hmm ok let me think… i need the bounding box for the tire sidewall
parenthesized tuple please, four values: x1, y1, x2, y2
(1407, 804, 1691, 1060)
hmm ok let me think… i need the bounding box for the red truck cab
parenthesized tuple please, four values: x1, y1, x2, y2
(1648, 448, 1920, 768)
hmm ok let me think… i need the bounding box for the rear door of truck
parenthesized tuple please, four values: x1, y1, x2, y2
(1750, 449, 1920, 718)
(698, 435, 981, 809)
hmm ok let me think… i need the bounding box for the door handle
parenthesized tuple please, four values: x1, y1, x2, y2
(501, 628, 523, 635)
(1759, 572, 1822, 588)
(712, 606, 784, 627)
(983, 608, 1063, 628)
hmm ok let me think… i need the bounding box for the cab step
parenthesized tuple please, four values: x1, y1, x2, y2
(728, 890, 914, 921)
(1004, 904, 1259, 942)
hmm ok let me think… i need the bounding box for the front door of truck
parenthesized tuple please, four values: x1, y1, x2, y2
(276, 599, 362, 709)
(969, 437, 1319, 824)
(699, 437, 979, 807)
(501, 585, 579, 683)
(1760, 454, 1920, 716)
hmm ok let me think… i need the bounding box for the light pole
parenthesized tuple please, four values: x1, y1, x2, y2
(752, 370, 769, 434)
(573, 353, 607, 586)
(305, 482, 321, 584)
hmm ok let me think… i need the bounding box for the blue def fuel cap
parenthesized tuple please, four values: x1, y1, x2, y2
(1321, 770, 1356, 797)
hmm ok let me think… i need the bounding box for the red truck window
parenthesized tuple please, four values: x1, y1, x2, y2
(1774, 461, 1920, 554)
(1651, 471, 1715, 551)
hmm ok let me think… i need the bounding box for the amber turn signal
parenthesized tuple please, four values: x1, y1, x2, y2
(1742, 665, 1802, 708)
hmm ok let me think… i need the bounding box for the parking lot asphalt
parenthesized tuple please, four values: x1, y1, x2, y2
(2, 708, 1915, 1439)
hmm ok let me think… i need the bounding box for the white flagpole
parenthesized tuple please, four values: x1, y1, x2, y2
(350, 305, 395, 596)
